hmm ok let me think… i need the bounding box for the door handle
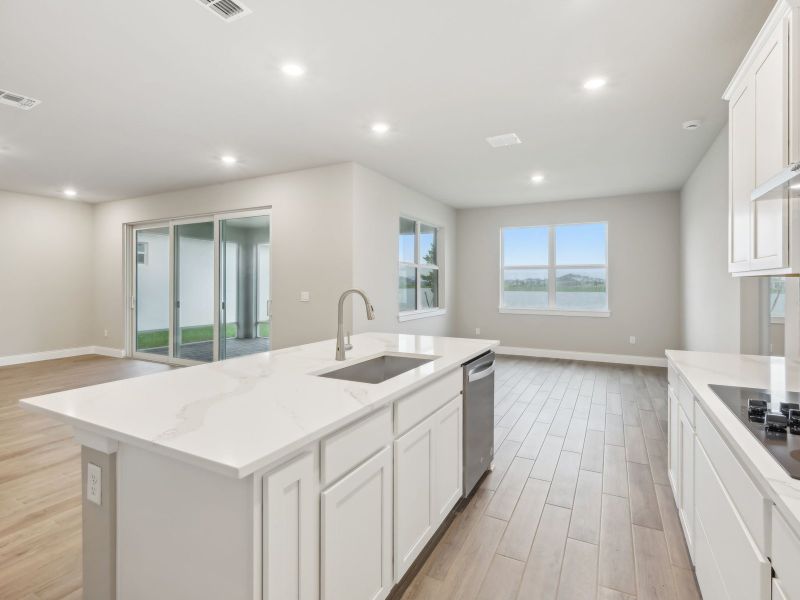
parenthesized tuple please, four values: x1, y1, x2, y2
(468, 363, 495, 382)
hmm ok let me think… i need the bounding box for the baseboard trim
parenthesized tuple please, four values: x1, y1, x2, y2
(0, 346, 126, 367)
(495, 345, 667, 368)
(91, 346, 126, 358)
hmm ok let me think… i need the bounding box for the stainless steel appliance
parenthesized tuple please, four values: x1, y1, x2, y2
(710, 384, 800, 479)
(462, 350, 495, 497)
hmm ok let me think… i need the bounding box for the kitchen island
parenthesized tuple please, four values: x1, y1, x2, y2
(22, 332, 497, 600)
(666, 350, 800, 600)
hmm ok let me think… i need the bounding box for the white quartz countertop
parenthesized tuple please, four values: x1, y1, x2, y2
(666, 349, 800, 534)
(21, 333, 496, 478)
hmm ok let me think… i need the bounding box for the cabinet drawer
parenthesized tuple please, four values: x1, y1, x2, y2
(695, 404, 770, 555)
(395, 369, 461, 436)
(694, 441, 770, 600)
(678, 377, 695, 426)
(772, 507, 800, 600)
(321, 407, 392, 487)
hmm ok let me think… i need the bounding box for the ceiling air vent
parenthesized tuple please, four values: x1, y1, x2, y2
(486, 133, 522, 148)
(196, 0, 252, 22)
(0, 89, 41, 111)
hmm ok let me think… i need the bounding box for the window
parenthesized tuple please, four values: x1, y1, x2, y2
(399, 217, 442, 317)
(501, 222, 608, 315)
(770, 277, 785, 322)
(136, 241, 148, 265)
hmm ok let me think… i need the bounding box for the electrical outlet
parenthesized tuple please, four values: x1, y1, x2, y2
(629, 336, 637, 345)
(87, 463, 102, 506)
(475, 327, 481, 335)
(300, 291, 310, 302)
(103, 328, 108, 338)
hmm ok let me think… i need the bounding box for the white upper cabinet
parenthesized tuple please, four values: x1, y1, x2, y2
(726, 2, 795, 275)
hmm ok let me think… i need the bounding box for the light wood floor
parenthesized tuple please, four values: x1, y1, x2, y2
(0, 355, 172, 600)
(402, 356, 702, 600)
(0, 354, 700, 599)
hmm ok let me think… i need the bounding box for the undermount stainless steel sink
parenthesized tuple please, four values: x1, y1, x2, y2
(317, 354, 435, 384)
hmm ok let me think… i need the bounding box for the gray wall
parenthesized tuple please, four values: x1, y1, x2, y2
(92, 164, 355, 350)
(352, 165, 457, 336)
(679, 125, 761, 354)
(0, 190, 95, 358)
(455, 192, 682, 359)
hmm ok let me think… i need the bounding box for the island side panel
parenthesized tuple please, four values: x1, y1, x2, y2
(82, 447, 117, 600)
(116, 443, 257, 600)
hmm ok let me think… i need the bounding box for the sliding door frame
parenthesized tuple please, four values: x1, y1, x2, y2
(125, 206, 272, 366)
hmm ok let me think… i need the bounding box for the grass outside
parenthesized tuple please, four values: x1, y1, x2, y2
(137, 322, 271, 350)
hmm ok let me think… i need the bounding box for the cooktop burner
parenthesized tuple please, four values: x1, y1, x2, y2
(709, 384, 800, 480)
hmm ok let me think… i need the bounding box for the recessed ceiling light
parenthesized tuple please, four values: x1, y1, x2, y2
(281, 63, 306, 78)
(583, 77, 607, 91)
(531, 174, 545, 184)
(371, 122, 390, 135)
(791, 183, 800, 190)
(63, 188, 77, 198)
(220, 155, 238, 165)
(682, 120, 702, 131)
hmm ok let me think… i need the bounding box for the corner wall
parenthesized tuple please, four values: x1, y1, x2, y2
(0, 190, 95, 358)
(351, 165, 457, 336)
(455, 192, 681, 361)
(679, 124, 761, 354)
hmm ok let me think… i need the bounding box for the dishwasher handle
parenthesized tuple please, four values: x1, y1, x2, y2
(467, 361, 495, 382)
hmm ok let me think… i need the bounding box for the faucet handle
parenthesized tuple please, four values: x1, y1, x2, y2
(345, 331, 353, 351)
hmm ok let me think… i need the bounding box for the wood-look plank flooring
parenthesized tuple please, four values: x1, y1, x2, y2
(0, 355, 172, 600)
(403, 356, 701, 600)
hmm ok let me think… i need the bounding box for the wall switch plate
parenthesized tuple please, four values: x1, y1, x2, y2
(300, 291, 310, 302)
(103, 328, 108, 338)
(475, 327, 481, 335)
(629, 336, 637, 345)
(87, 463, 102, 506)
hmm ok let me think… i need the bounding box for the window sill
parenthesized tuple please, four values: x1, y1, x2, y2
(499, 307, 610, 318)
(398, 308, 448, 322)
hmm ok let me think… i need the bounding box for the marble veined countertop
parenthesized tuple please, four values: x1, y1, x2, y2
(22, 333, 497, 478)
(667, 349, 800, 534)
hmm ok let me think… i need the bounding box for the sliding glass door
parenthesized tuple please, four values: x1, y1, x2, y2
(174, 221, 215, 362)
(218, 214, 271, 360)
(130, 209, 270, 365)
(134, 226, 170, 357)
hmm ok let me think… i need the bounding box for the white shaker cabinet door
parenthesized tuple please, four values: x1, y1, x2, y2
(433, 395, 463, 521)
(751, 20, 790, 271)
(263, 451, 319, 600)
(668, 387, 680, 495)
(678, 405, 695, 557)
(729, 80, 756, 273)
(321, 446, 393, 600)
(394, 415, 435, 582)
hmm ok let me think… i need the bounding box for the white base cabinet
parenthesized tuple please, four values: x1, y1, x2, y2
(394, 395, 463, 581)
(321, 446, 393, 600)
(263, 451, 320, 600)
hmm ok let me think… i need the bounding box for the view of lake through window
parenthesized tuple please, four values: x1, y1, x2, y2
(501, 222, 608, 312)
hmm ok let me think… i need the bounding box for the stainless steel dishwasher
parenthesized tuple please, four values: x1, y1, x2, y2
(462, 350, 495, 497)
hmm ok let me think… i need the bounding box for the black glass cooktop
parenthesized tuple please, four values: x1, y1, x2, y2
(709, 384, 800, 480)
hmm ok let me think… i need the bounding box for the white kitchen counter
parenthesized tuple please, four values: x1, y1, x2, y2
(667, 349, 800, 535)
(21, 333, 496, 478)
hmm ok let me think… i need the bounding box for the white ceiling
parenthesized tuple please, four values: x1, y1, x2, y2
(0, 0, 775, 207)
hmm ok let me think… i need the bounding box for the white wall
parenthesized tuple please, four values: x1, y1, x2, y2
(93, 164, 355, 350)
(351, 165, 457, 336)
(455, 192, 682, 359)
(679, 125, 761, 354)
(0, 190, 95, 357)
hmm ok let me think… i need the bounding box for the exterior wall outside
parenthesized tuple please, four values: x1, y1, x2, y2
(454, 191, 682, 359)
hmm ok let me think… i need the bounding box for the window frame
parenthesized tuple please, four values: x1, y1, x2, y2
(498, 221, 610, 318)
(398, 216, 447, 321)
